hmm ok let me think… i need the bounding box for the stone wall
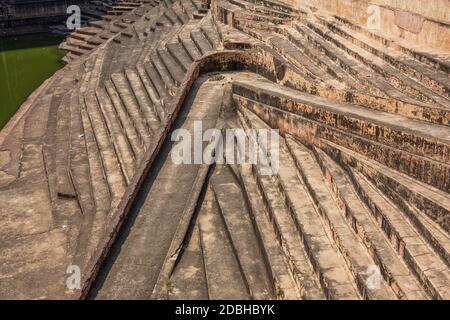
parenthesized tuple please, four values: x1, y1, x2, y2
(285, 0, 450, 52)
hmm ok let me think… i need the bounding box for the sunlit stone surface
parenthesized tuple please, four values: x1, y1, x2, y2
(0, 0, 448, 300)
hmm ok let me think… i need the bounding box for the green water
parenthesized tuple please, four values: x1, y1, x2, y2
(0, 33, 65, 130)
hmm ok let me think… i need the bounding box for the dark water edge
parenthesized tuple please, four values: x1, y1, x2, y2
(0, 33, 66, 130)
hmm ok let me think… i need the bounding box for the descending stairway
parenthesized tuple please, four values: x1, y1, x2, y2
(148, 72, 449, 300)
(0, 0, 448, 300)
(58, 0, 207, 62)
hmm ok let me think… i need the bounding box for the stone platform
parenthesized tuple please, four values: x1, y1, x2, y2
(0, 0, 449, 299)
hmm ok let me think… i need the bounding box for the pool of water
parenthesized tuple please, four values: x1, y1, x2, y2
(0, 33, 66, 130)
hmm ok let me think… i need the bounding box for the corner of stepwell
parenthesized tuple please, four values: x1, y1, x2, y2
(0, 0, 449, 300)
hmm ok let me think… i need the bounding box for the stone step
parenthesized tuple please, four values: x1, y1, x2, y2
(198, 187, 251, 299)
(236, 112, 325, 299)
(149, 52, 176, 92)
(158, 13, 174, 27)
(126, 32, 149, 65)
(21, 92, 53, 145)
(313, 147, 430, 299)
(94, 88, 135, 186)
(110, 25, 125, 35)
(125, 68, 162, 128)
(69, 31, 91, 42)
(108, 8, 135, 15)
(138, 23, 161, 64)
(403, 201, 450, 268)
(17, 142, 44, 181)
(120, 27, 138, 39)
(113, 21, 129, 29)
(88, 19, 109, 29)
(149, 16, 186, 56)
(117, 2, 141, 8)
(283, 27, 376, 92)
(243, 25, 450, 125)
(77, 26, 101, 36)
(92, 75, 224, 299)
(234, 9, 285, 25)
(66, 37, 89, 48)
(172, 2, 190, 24)
(239, 108, 360, 299)
(143, 60, 167, 99)
(228, 0, 295, 19)
(63, 41, 92, 54)
(250, 150, 326, 299)
(42, 93, 64, 204)
(164, 8, 182, 25)
(312, 17, 450, 108)
(180, 0, 197, 18)
(190, 0, 201, 10)
(284, 137, 396, 300)
(144, 4, 162, 21)
(243, 0, 303, 16)
(190, 30, 213, 55)
(166, 224, 209, 299)
(166, 41, 193, 72)
(156, 48, 186, 86)
(232, 79, 450, 165)
(347, 166, 450, 300)
(66, 46, 90, 57)
(102, 15, 114, 22)
(317, 138, 450, 243)
(162, 0, 173, 9)
(99, 30, 115, 40)
(330, 16, 450, 91)
(2, 83, 53, 181)
(211, 165, 274, 299)
(136, 64, 166, 120)
(200, 2, 209, 10)
(238, 164, 299, 299)
(104, 80, 145, 157)
(68, 91, 97, 219)
(266, 33, 345, 88)
(55, 93, 76, 198)
(277, 147, 363, 299)
(296, 23, 438, 110)
(78, 43, 97, 51)
(179, 37, 202, 61)
(351, 165, 450, 261)
(79, 98, 112, 248)
(235, 91, 450, 193)
(200, 23, 221, 49)
(86, 36, 105, 46)
(111, 72, 152, 146)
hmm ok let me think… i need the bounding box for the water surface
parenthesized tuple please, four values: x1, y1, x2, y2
(0, 33, 65, 130)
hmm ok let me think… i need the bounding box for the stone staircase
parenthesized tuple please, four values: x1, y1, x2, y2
(0, 0, 448, 300)
(149, 72, 448, 300)
(59, 0, 207, 62)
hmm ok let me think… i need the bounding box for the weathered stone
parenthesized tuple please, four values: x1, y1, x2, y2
(0, 0, 448, 300)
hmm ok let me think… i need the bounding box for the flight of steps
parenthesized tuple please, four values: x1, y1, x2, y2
(208, 0, 450, 191)
(91, 74, 227, 299)
(60, 0, 160, 61)
(230, 73, 449, 300)
(59, 0, 207, 62)
(151, 72, 449, 300)
(0, 0, 448, 300)
(0, 0, 223, 299)
(65, 1, 222, 271)
(214, 0, 450, 125)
